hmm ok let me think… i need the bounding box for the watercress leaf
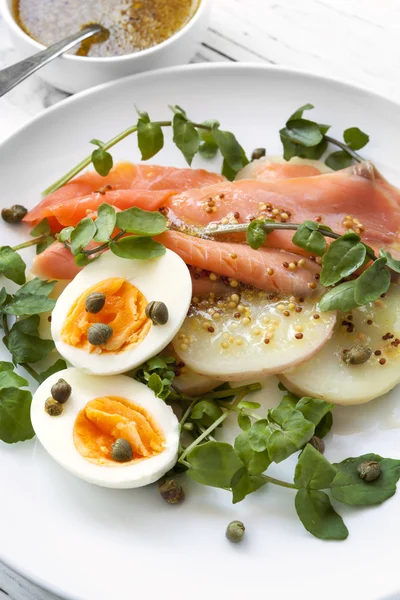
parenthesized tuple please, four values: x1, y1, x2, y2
(172, 113, 200, 166)
(295, 489, 348, 540)
(146, 356, 168, 371)
(36, 236, 55, 255)
(5, 294, 56, 316)
(198, 141, 218, 159)
(135, 107, 150, 123)
(343, 127, 369, 151)
(284, 119, 323, 147)
(318, 280, 358, 312)
(231, 467, 266, 504)
(292, 222, 326, 256)
(246, 220, 266, 250)
(0, 361, 14, 371)
(294, 444, 337, 490)
(331, 454, 400, 505)
(8, 325, 54, 364)
(169, 105, 187, 117)
(58, 227, 74, 243)
(12, 315, 40, 336)
(115, 207, 167, 236)
(238, 412, 251, 431)
(93, 204, 116, 242)
(238, 400, 261, 410)
(295, 397, 334, 426)
(137, 119, 164, 160)
(320, 233, 366, 286)
(187, 441, 244, 489)
(74, 253, 91, 267)
(315, 411, 333, 438)
(280, 132, 327, 161)
(0, 246, 26, 285)
(0, 369, 28, 391)
(221, 159, 237, 181)
(0, 287, 7, 308)
(267, 408, 314, 463)
(248, 419, 271, 452)
(90, 140, 113, 177)
(110, 236, 166, 260)
(30, 218, 51, 237)
(234, 431, 271, 475)
(277, 392, 299, 410)
(325, 150, 353, 171)
(212, 125, 248, 174)
(199, 119, 220, 144)
(0, 387, 35, 443)
(147, 373, 164, 397)
(318, 124, 331, 135)
(70, 218, 96, 255)
(379, 249, 400, 273)
(38, 359, 68, 384)
(354, 257, 390, 305)
(191, 400, 223, 428)
(15, 278, 56, 298)
(288, 103, 314, 121)
(278, 381, 289, 392)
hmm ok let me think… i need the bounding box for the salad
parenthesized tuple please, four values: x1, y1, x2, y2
(1, 103, 400, 543)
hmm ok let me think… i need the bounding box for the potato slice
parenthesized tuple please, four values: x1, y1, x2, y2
(161, 344, 219, 396)
(281, 284, 400, 405)
(172, 288, 336, 381)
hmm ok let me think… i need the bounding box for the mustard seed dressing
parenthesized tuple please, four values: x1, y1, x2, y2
(13, 0, 199, 57)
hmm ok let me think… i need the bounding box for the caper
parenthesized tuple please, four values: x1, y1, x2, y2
(226, 520, 245, 543)
(342, 345, 372, 365)
(1, 204, 28, 224)
(251, 148, 266, 161)
(50, 378, 71, 404)
(45, 397, 63, 416)
(87, 323, 113, 345)
(111, 438, 133, 462)
(85, 292, 106, 314)
(357, 460, 381, 482)
(145, 301, 169, 325)
(308, 435, 325, 454)
(158, 479, 185, 504)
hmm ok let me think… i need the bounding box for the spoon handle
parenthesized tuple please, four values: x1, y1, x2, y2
(0, 25, 102, 97)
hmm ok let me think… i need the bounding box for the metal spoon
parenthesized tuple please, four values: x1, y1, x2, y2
(0, 24, 105, 97)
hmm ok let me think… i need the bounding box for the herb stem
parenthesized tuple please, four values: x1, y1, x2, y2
(261, 475, 297, 490)
(325, 135, 363, 163)
(12, 235, 49, 251)
(84, 230, 125, 256)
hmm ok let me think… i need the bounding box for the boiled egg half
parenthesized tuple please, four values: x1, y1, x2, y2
(31, 368, 179, 488)
(51, 250, 191, 375)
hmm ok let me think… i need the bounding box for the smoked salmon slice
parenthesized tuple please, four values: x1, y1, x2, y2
(235, 158, 328, 181)
(25, 162, 225, 228)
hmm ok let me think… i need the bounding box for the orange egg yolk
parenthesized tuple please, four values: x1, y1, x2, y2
(73, 396, 165, 465)
(61, 277, 151, 353)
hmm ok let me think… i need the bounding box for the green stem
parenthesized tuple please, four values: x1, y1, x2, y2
(325, 135, 363, 163)
(198, 425, 216, 441)
(1, 314, 40, 383)
(261, 474, 297, 490)
(12, 235, 49, 251)
(84, 230, 125, 257)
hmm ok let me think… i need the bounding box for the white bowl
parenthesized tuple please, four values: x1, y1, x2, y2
(0, 0, 209, 93)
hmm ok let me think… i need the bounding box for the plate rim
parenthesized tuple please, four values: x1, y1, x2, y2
(1, 61, 400, 600)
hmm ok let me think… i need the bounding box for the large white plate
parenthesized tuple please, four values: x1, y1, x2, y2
(1, 64, 400, 600)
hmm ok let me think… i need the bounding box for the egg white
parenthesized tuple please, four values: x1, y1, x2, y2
(51, 249, 191, 375)
(31, 368, 180, 488)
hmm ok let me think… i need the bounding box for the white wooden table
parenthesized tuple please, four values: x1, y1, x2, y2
(0, 0, 399, 598)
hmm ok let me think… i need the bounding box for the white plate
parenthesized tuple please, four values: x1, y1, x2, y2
(1, 64, 400, 600)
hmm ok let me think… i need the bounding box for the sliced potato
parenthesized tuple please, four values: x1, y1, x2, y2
(235, 155, 332, 180)
(281, 284, 400, 405)
(173, 288, 336, 381)
(161, 344, 219, 396)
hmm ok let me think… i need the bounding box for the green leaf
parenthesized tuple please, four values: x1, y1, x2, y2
(315, 411, 333, 438)
(354, 257, 390, 305)
(191, 400, 223, 428)
(30, 218, 51, 237)
(331, 454, 400, 505)
(246, 220, 266, 250)
(248, 419, 271, 452)
(283, 119, 324, 147)
(137, 118, 164, 161)
(231, 467, 266, 503)
(7, 315, 55, 364)
(110, 236, 166, 260)
(212, 125, 248, 174)
(74, 253, 91, 267)
(0, 368, 28, 391)
(267, 408, 315, 463)
(277, 392, 298, 410)
(172, 113, 200, 166)
(115, 207, 167, 236)
(325, 151, 353, 171)
(294, 444, 337, 490)
(343, 127, 369, 151)
(94, 204, 116, 242)
(187, 441, 243, 489)
(318, 280, 358, 312)
(38, 359, 68, 384)
(295, 489, 348, 540)
(0, 246, 26, 285)
(36, 236, 55, 255)
(292, 221, 326, 256)
(238, 400, 261, 410)
(12, 314, 40, 336)
(288, 103, 314, 121)
(0, 387, 35, 443)
(90, 140, 113, 176)
(198, 141, 218, 159)
(280, 133, 327, 161)
(237, 412, 251, 431)
(70, 218, 96, 255)
(320, 233, 366, 286)
(198, 119, 220, 144)
(234, 431, 271, 475)
(147, 373, 164, 397)
(5, 292, 56, 316)
(15, 278, 56, 297)
(379, 249, 400, 273)
(295, 397, 334, 426)
(0, 287, 7, 308)
(58, 227, 74, 243)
